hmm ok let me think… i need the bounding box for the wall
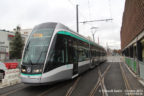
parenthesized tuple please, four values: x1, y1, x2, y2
(0, 30, 28, 60)
(0, 31, 10, 60)
(121, 0, 144, 49)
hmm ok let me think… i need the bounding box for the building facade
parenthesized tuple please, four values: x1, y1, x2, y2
(21, 29, 32, 36)
(121, 0, 144, 62)
(0, 30, 27, 61)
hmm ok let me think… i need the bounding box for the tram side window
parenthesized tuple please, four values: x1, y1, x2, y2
(85, 50, 89, 58)
(94, 51, 96, 57)
(92, 51, 94, 57)
(78, 49, 84, 61)
(90, 50, 93, 57)
(83, 42, 89, 59)
(88, 50, 90, 58)
(90, 44, 92, 57)
(96, 51, 98, 56)
(78, 41, 84, 61)
(98, 52, 100, 57)
(44, 35, 66, 72)
(64, 38, 68, 63)
(84, 42, 89, 60)
(94, 50, 96, 56)
(104, 52, 106, 56)
(78, 40, 89, 61)
(91, 45, 96, 57)
(101, 52, 104, 56)
(97, 51, 99, 56)
(95, 47, 96, 56)
(67, 37, 78, 64)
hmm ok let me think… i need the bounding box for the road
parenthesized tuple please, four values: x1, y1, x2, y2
(0, 56, 143, 96)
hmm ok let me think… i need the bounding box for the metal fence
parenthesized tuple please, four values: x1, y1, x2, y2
(125, 57, 137, 73)
(139, 61, 144, 80)
(125, 57, 144, 80)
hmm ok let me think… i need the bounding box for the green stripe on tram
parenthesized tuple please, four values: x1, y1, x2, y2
(57, 31, 90, 44)
(21, 73, 42, 76)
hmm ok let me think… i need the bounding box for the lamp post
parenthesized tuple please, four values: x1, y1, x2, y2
(91, 27, 98, 42)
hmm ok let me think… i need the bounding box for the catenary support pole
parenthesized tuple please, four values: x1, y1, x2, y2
(76, 4, 79, 33)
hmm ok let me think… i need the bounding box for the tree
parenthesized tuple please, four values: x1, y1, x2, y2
(10, 26, 24, 59)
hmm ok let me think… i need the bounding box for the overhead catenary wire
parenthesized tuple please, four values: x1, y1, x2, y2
(88, 0, 91, 20)
(67, 0, 91, 23)
(68, 0, 76, 7)
(67, 0, 113, 25)
(67, 0, 94, 30)
(108, 0, 112, 21)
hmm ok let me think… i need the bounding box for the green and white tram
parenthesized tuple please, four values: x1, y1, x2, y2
(21, 22, 107, 84)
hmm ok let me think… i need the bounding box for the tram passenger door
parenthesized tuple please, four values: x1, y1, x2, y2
(73, 50, 78, 75)
(68, 38, 78, 76)
(72, 40, 78, 76)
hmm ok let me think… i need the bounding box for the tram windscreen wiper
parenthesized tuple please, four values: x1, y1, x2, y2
(35, 46, 46, 65)
(26, 52, 33, 65)
(29, 58, 33, 65)
(25, 41, 30, 51)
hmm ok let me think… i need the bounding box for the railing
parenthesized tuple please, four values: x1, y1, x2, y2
(139, 61, 144, 80)
(125, 57, 144, 80)
(125, 57, 137, 73)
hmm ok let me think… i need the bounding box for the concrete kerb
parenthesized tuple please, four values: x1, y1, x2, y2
(139, 79, 144, 86)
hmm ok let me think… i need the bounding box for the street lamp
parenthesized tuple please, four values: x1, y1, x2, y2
(91, 27, 98, 42)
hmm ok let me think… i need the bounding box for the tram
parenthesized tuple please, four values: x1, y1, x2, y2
(20, 22, 107, 84)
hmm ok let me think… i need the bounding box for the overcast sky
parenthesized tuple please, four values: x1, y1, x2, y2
(0, 0, 125, 49)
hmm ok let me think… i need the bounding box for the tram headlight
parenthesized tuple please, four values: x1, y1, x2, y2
(21, 69, 26, 72)
(33, 69, 42, 73)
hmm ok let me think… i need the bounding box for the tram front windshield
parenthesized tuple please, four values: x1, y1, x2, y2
(22, 28, 55, 65)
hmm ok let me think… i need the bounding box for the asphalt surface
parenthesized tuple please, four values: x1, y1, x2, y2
(0, 56, 144, 96)
(104, 63, 126, 96)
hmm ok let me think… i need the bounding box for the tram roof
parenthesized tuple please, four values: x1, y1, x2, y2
(56, 23, 105, 50)
(35, 22, 105, 51)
